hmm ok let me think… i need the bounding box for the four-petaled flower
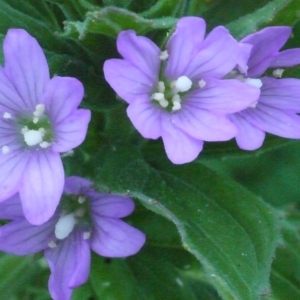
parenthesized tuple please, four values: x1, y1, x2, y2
(229, 27, 300, 149)
(0, 176, 146, 300)
(104, 17, 260, 164)
(0, 29, 91, 224)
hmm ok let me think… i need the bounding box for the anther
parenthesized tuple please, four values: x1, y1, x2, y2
(273, 69, 284, 78)
(171, 94, 182, 111)
(198, 79, 206, 88)
(157, 81, 165, 93)
(55, 213, 76, 240)
(83, 232, 91, 240)
(3, 112, 11, 119)
(159, 50, 169, 61)
(174, 76, 192, 92)
(48, 241, 57, 248)
(23, 129, 43, 146)
(243, 78, 263, 88)
(78, 196, 86, 204)
(1, 145, 9, 154)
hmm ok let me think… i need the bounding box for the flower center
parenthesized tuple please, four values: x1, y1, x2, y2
(48, 193, 92, 248)
(55, 213, 76, 239)
(151, 76, 193, 112)
(15, 104, 53, 149)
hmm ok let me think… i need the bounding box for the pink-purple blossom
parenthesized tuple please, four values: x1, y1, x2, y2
(0, 29, 91, 224)
(103, 17, 260, 164)
(230, 27, 300, 150)
(0, 176, 146, 300)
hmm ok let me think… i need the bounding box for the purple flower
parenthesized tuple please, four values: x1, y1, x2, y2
(230, 27, 300, 150)
(103, 17, 260, 164)
(0, 29, 91, 224)
(0, 176, 146, 300)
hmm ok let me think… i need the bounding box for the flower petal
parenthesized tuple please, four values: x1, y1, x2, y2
(184, 26, 240, 79)
(91, 194, 134, 218)
(104, 59, 154, 104)
(45, 230, 90, 300)
(161, 120, 204, 164)
(19, 151, 64, 225)
(269, 49, 300, 68)
(0, 67, 29, 112)
(0, 217, 57, 255)
(165, 17, 206, 79)
(241, 27, 291, 77)
(237, 43, 253, 74)
(117, 30, 160, 80)
(185, 77, 260, 113)
(127, 95, 164, 139)
(91, 217, 145, 257)
(242, 104, 300, 138)
(41, 77, 84, 124)
(3, 29, 50, 110)
(64, 176, 92, 195)
(260, 77, 300, 112)
(0, 194, 25, 219)
(52, 109, 91, 152)
(230, 113, 265, 150)
(172, 108, 238, 141)
(0, 147, 30, 201)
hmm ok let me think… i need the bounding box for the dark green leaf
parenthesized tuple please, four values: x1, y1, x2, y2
(94, 146, 280, 300)
(62, 6, 177, 39)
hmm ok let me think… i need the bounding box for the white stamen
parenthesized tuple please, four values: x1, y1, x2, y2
(38, 128, 46, 137)
(171, 95, 182, 111)
(33, 104, 45, 117)
(249, 101, 258, 108)
(21, 126, 28, 134)
(39, 141, 50, 149)
(174, 76, 192, 92)
(83, 232, 91, 240)
(3, 112, 11, 119)
(157, 81, 165, 93)
(198, 79, 206, 88)
(273, 69, 284, 78)
(1, 146, 9, 154)
(23, 129, 43, 146)
(152, 93, 169, 108)
(243, 78, 263, 88)
(76, 208, 85, 217)
(159, 98, 169, 108)
(55, 213, 76, 240)
(152, 93, 165, 101)
(78, 196, 86, 204)
(159, 50, 169, 61)
(33, 104, 45, 123)
(48, 241, 57, 248)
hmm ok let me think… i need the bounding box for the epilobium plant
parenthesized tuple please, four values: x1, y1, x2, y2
(104, 17, 260, 164)
(0, 29, 91, 224)
(0, 176, 146, 300)
(228, 27, 300, 149)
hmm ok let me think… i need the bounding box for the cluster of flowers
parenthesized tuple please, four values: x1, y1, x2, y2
(0, 29, 145, 300)
(1, 15, 300, 300)
(104, 17, 300, 164)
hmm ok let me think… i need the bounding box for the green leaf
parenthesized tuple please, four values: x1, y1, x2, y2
(268, 207, 300, 299)
(94, 146, 280, 300)
(141, 0, 187, 18)
(226, 0, 293, 39)
(90, 242, 220, 300)
(0, 254, 40, 298)
(62, 6, 177, 39)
